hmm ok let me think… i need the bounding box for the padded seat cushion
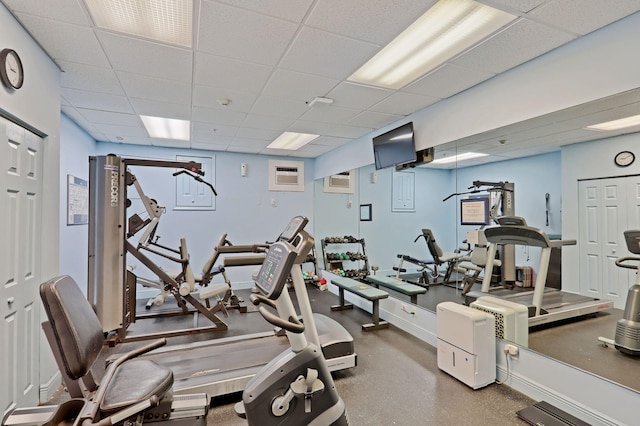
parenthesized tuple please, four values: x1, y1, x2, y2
(101, 359, 173, 413)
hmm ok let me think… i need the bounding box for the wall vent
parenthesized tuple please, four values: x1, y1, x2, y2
(323, 170, 355, 193)
(268, 160, 304, 192)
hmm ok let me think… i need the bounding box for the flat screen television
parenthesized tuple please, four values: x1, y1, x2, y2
(372, 122, 416, 170)
(460, 196, 490, 226)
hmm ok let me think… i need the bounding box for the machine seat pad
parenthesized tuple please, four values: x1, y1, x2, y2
(101, 359, 173, 413)
(396, 254, 433, 266)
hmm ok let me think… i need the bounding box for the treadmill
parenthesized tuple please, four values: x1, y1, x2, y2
(138, 216, 356, 398)
(466, 217, 613, 327)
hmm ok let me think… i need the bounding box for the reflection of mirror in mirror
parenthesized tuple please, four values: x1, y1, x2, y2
(314, 89, 640, 394)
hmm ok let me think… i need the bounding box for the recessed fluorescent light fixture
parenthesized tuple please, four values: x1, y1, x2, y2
(431, 152, 488, 164)
(140, 115, 190, 141)
(267, 132, 320, 150)
(348, 0, 516, 90)
(84, 0, 193, 47)
(586, 114, 640, 131)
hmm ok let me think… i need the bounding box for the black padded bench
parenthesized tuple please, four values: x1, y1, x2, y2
(330, 277, 389, 331)
(365, 275, 427, 304)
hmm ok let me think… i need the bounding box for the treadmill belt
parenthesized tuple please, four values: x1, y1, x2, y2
(517, 401, 591, 426)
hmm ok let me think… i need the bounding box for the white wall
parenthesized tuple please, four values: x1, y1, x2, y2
(59, 115, 95, 291)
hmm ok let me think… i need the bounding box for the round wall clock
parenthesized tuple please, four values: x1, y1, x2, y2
(614, 151, 635, 167)
(0, 49, 24, 90)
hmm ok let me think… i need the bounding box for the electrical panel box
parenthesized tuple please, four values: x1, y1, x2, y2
(436, 302, 496, 389)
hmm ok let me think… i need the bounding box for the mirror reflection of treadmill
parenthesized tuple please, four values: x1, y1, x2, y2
(137, 216, 356, 398)
(466, 217, 613, 327)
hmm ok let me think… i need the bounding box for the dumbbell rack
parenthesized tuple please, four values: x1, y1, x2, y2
(300, 247, 322, 287)
(321, 236, 370, 280)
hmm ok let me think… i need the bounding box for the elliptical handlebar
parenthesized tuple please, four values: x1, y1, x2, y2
(250, 294, 305, 334)
(615, 256, 640, 270)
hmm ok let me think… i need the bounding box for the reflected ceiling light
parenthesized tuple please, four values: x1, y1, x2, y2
(267, 132, 320, 150)
(84, 0, 193, 47)
(586, 114, 640, 131)
(348, 0, 516, 90)
(431, 152, 488, 164)
(140, 115, 190, 141)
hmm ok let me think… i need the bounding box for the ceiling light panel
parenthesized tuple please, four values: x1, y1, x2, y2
(431, 152, 488, 164)
(348, 0, 516, 89)
(85, 0, 193, 47)
(268, 132, 320, 150)
(586, 114, 640, 131)
(140, 115, 190, 140)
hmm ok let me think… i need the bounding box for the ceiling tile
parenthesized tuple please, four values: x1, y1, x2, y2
(241, 114, 295, 131)
(93, 123, 148, 139)
(192, 106, 247, 126)
(228, 145, 263, 154)
(403, 63, 495, 99)
(289, 120, 372, 139)
(58, 60, 123, 94)
(3, 0, 90, 26)
(118, 72, 191, 105)
(191, 141, 231, 151)
(369, 92, 439, 116)
(451, 18, 576, 75)
(130, 98, 190, 120)
(306, 0, 435, 45)
(194, 52, 273, 93)
(250, 96, 307, 119)
(197, 1, 299, 65)
(97, 31, 192, 82)
(115, 137, 153, 146)
(478, 0, 546, 14)
(279, 27, 379, 79)
(214, 0, 315, 22)
(234, 127, 280, 141)
(192, 85, 257, 112)
(326, 82, 393, 110)
(347, 111, 402, 129)
(230, 138, 271, 148)
(262, 69, 339, 102)
(312, 136, 355, 147)
(14, 13, 110, 67)
(527, 0, 640, 36)
(299, 105, 361, 124)
(192, 122, 238, 139)
(61, 88, 133, 112)
(76, 108, 141, 126)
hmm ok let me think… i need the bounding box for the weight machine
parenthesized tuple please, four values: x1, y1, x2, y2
(88, 154, 229, 345)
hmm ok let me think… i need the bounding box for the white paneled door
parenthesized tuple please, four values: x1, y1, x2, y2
(0, 118, 43, 416)
(579, 176, 640, 309)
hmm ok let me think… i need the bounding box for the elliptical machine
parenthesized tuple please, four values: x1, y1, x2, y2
(599, 230, 640, 355)
(235, 216, 349, 425)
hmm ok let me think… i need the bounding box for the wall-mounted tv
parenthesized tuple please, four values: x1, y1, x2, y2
(460, 196, 490, 226)
(372, 122, 416, 170)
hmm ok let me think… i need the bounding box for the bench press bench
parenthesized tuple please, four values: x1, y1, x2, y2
(365, 275, 427, 304)
(330, 277, 389, 331)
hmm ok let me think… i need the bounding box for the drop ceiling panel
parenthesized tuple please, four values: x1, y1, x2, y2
(14, 13, 110, 67)
(312, 136, 355, 147)
(228, 145, 262, 154)
(92, 123, 148, 139)
(192, 122, 238, 138)
(289, 120, 372, 139)
(262, 69, 339, 102)
(451, 18, 576, 75)
(2, 0, 90, 26)
(110, 137, 152, 146)
(291, 143, 336, 156)
(279, 27, 379, 79)
(130, 98, 190, 120)
(326, 82, 393, 110)
(97, 31, 192, 82)
(306, 0, 435, 45)
(250, 96, 308, 119)
(191, 141, 231, 151)
(193, 53, 272, 94)
(347, 111, 403, 129)
(234, 127, 280, 141)
(118, 72, 191, 105)
(76, 108, 140, 126)
(300, 105, 361, 124)
(61, 88, 133, 113)
(229, 138, 271, 148)
(58, 60, 123, 94)
(527, 0, 640, 36)
(370, 92, 439, 116)
(197, 1, 299, 65)
(192, 106, 247, 126)
(192, 85, 257, 112)
(241, 114, 295, 131)
(403, 63, 496, 99)
(215, 0, 315, 22)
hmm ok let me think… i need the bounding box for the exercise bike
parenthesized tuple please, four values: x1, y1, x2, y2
(234, 217, 349, 425)
(598, 230, 640, 355)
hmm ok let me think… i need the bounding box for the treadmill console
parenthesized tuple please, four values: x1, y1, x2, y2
(255, 241, 297, 300)
(277, 215, 308, 242)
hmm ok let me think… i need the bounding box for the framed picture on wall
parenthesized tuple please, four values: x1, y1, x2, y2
(67, 174, 88, 225)
(360, 204, 372, 221)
